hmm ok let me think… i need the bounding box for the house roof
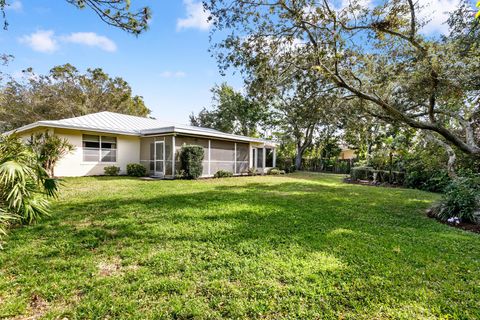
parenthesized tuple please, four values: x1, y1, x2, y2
(8, 111, 278, 146)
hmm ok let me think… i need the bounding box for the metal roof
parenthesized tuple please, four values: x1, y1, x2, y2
(9, 111, 278, 145)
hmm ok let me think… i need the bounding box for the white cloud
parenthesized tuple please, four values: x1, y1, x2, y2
(417, 0, 462, 34)
(19, 30, 58, 53)
(160, 71, 187, 78)
(62, 32, 117, 52)
(19, 30, 117, 53)
(177, 0, 211, 31)
(5, 0, 22, 11)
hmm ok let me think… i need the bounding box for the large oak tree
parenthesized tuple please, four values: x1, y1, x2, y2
(206, 0, 480, 158)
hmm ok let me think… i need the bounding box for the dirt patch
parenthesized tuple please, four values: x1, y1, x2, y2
(97, 257, 140, 277)
(97, 257, 122, 277)
(10, 294, 49, 320)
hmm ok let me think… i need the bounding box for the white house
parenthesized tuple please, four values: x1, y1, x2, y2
(9, 111, 278, 178)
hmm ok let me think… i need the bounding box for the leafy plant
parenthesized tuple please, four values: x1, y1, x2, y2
(28, 131, 75, 177)
(104, 166, 120, 176)
(267, 168, 283, 175)
(126, 163, 147, 177)
(180, 145, 204, 180)
(0, 134, 59, 245)
(214, 170, 233, 178)
(175, 170, 186, 180)
(432, 176, 480, 223)
(246, 167, 258, 176)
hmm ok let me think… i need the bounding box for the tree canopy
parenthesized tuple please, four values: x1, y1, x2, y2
(206, 0, 480, 158)
(0, 0, 151, 34)
(190, 83, 268, 137)
(0, 64, 150, 132)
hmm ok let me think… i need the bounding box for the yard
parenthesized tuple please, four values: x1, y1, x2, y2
(0, 172, 479, 319)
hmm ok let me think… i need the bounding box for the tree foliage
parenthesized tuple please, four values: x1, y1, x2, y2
(190, 83, 268, 137)
(0, 64, 150, 132)
(28, 131, 75, 178)
(206, 0, 480, 158)
(0, 0, 150, 34)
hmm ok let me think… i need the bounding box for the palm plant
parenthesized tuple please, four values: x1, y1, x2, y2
(0, 134, 59, 246)
(28, 131, 75, 177)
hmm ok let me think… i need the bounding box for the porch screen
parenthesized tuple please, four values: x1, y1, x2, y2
(210, 139, 235, 174)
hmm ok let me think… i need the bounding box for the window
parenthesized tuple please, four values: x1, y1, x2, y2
(83, 135, 117, 162)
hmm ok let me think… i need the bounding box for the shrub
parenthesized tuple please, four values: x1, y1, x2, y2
(285, 165, 296, 173)
(432, 176, 480, 223)
(174, 170, 186, 179)
(0, 134, 60, 245)
(405, 168, 450, 193)
(180, 145, 204, 179)
(126, 163, 147, 177)
(351, 167, 374, 181)
(267, 168, 284, 175)
(214, 170, 233, 178)
(104, 165, 120, 176)
(247, 167, 258, 176)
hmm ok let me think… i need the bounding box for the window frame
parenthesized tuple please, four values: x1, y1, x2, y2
(82, 134, 117, 163)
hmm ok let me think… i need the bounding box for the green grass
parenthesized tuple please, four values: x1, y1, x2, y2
(1, 172, 479, 319)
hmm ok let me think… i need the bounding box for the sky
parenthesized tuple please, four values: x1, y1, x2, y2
(0, 0, 244, 124)
(0, 0, 476, 124)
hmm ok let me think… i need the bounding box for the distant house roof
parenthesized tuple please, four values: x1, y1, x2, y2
(8, 111, 277, 145)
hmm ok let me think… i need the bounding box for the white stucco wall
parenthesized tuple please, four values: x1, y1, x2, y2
(20, 128, 140, 177)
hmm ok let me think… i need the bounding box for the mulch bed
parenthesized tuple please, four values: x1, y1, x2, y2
(435, 219, 480, 234)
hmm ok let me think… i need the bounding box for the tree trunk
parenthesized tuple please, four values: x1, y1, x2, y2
(295, 147, 303, 170)
(426, 133, 458, 178)
(389, 150, 393, 184)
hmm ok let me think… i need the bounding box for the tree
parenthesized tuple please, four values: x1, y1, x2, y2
(0, 0, 150, 34)
(206, 0, 480, 158)
(190, 83, 268, 137)
(0, 134, 59, 245)
(28, 131, 75, 177)
(0, 64, 150, 131)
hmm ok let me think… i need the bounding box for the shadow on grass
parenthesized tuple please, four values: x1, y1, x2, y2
(2, 177, 479, 318)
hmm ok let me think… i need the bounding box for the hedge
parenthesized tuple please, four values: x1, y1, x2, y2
(180, 145, 204, 179)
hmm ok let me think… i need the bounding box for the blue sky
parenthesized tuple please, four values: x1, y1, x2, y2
(0, 0, 476, 123)
(0, 0, 243, 123)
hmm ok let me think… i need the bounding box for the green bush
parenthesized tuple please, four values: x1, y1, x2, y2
(351, 167, 374, 181)
(104, 165, 120, 176)
(180, 145, 204, 179)
(267, 168, 284, 175)
(126, 163, 147, 177)
(175, 170, 186, 180)
(432, 175, 480, 223)
(214, 170, 233, 178)
(284, 165, 296, 173)
(405, 167, 450, 193)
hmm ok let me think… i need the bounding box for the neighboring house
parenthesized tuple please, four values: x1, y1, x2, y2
(9, 112, 278, 178)
(338, 146, 356, 160)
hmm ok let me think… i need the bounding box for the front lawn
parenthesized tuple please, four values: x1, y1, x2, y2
(1, 173, 479, 319)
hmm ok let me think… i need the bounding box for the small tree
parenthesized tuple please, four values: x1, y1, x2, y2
(180, 145, 204, 180)
(28, 131, 75, 177)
